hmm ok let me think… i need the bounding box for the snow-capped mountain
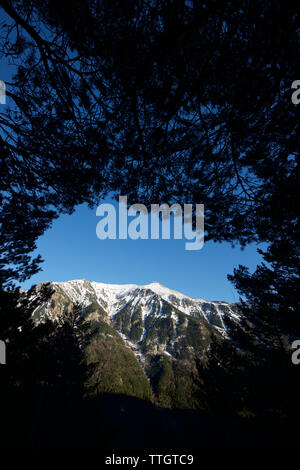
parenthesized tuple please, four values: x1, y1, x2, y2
(32, 279, 240, 407)
(34, 279, 238, 360)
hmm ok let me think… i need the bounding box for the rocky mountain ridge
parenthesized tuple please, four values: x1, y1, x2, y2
(32, 279, 240, 407)
(34, 279, 238, 358)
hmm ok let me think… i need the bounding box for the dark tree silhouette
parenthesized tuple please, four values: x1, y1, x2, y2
(0, 290, 108, 449)
(0, 0, 299, 448)
(0, 0, 299, 286)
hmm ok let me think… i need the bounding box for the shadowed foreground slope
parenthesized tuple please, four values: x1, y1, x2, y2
(0, 390, 298, 450)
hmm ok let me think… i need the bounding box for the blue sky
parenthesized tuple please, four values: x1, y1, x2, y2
(20, 200, 265, 303)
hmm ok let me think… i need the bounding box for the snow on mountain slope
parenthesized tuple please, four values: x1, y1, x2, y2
(53, 278, 235, 319)
(34, 279, 240, 363)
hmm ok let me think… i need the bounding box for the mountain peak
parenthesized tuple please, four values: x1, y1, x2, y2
(144, 281, 162, 288)
(143, 281, 198, 301)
